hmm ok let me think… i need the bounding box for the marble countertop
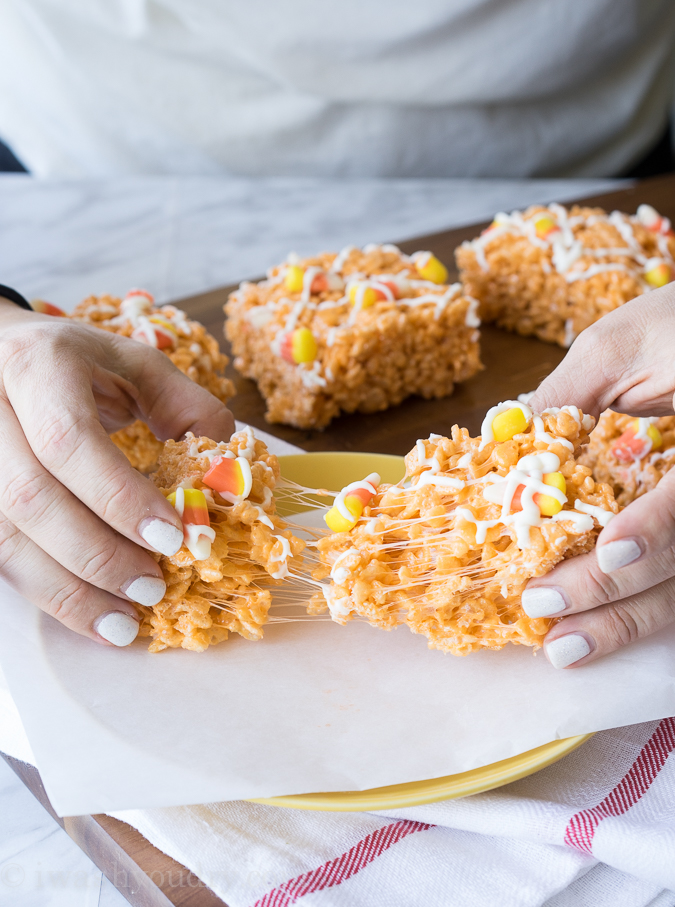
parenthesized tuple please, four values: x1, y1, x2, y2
(0, 174, 619, 907)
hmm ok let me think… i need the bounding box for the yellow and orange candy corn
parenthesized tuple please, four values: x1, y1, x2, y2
(510, 472, 567, 517)
(645, 261, 673, 288)
(491, 407, 529, 442)
(413, 253, 448, 284)
(533, 215, 560, 240)
(280, 327, 318, 364)
(285, 266, 334, 295)
(31, 299, 66, 317)
(324, 473, 380, 532)
(610, 420, 662, 464)
(168, 487, 210, 528)
(203, 456, 247, 497)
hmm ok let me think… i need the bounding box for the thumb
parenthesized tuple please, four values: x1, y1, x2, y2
(119, 339, 236, 443)
(529, 289, 675, 417)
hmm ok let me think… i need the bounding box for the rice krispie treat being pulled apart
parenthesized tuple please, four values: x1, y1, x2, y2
(225, 244, 482, 429)
(71, 289, 235, 471)
(310, 402, 618, 655)
(580, 411, 675, 508)
(138, 427, 305, 652)
(457, 203, 675, 348)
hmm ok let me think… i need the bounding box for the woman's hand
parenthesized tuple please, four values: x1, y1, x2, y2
(523, 284, 675, 668)
(0, 298, 234, 646)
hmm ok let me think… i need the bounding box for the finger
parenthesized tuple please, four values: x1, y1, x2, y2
(0, 398, 168, 607)
(529, 285, 675, 417)
(0, 515, 142, 646)
(522, 469, 675, 619)
(2, 360, 185, 558)
(106, 334, 236, 442)
(541, 576, 675, 668)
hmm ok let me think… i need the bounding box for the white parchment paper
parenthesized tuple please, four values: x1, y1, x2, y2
(1, 527, 675, 819)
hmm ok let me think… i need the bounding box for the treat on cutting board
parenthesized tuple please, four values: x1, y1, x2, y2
(225, 243, 481, 429)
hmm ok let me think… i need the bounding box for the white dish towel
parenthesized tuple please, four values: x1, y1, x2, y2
(1, 426, 674, 907)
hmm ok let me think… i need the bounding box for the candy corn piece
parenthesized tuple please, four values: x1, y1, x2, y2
(325, 473, 380, 532)
(413, 253, 448, 284)
(369, 279, 400, 300)
(636, 204, 674, 236)
(533, 215, 559, 240)
(132, 315, 178, 350)
(510, 472, 567, 516)
(30, 299, 67, 317)
(492, 407, 529, 442)
(280, 328, 318, 364)
(203, 455, 250, 499)
(167, 487, 215, 560)
(610, 419, 662, 463)
(645, 261, 673, 288)
(285, 265, 305, 293)
(348, 283, 378, 308)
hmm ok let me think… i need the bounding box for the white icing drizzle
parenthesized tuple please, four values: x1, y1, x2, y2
(415, 473, 465, 491)
(330, 246, 356, 272)
(464, 296, 481, 327)
(574, 500, 615, 527)
(269, 535, 292, 579)
(184, 523, 216, 561)
(301, 267, 323, 302)
(479, 400, 533, 450)
(533, 415, 574, 451)
(478, 451, 567, 549)
(252, 505, 274, 529)
(330, 547, 359, 584)
(565, 262, 631, 283)
(563, 319, 576, 348)
(416, 439, 441, 474)
(455, 507, 501, 544)
(300, 360, 327, 388)
(324, 585, 353, 619)
(549, 510, 594, 532)
(457, 452, 473, 468)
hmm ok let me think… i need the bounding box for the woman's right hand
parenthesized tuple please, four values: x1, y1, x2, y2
(0, 298, 235, 646)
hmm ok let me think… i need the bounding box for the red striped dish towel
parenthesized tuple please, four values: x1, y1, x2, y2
(107, 717, 675, 906)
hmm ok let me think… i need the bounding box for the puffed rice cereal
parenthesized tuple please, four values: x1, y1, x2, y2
(580, 411, 675, 507)
(137, 427, 305, 652)
(310, 401, 618, 655)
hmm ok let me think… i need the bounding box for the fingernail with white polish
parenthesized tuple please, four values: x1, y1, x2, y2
(522, 587, 567, 618)
(95, 612, 139, 647)
(140, 518, 184, 556)
(123, 575, 166, 607)
(545, 634, 592, 669)
(597, 538, 642, 574)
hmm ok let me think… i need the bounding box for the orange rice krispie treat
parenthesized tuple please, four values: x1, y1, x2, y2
(137, 427, 305, 652)
(580, 411, 675, 507)
(225, 244, 482, 429)
(456, 203, 675, 348)
(310, 401, 618, 656)
(71, 289, 235, 471)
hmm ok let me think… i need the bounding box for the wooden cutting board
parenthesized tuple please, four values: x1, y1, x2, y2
(4, 173, 675, 907)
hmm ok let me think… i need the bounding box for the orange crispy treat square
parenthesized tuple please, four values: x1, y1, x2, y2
(311, 407, 618, 656)
(456, 204, 675, 348)
(225, 244, 482, 429)
(71, 294, 235, 471)
(580, 411, 675, 507)
(138, 429, 305, 652)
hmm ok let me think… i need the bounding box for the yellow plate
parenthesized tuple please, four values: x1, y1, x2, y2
(258, 451, 592, 812)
